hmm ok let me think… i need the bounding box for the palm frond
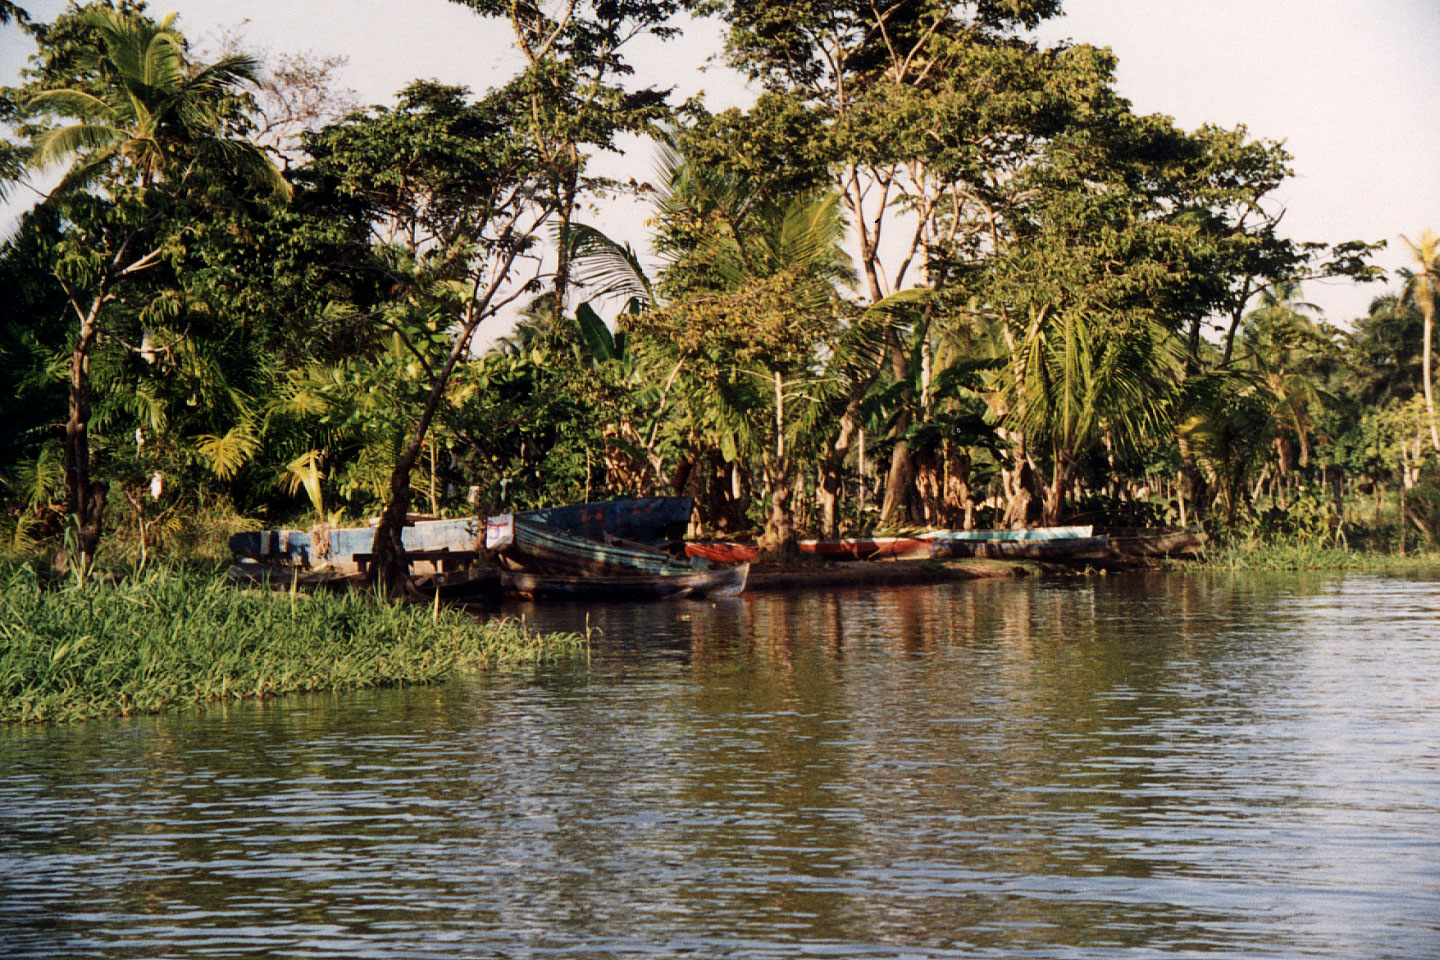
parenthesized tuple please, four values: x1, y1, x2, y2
(281, 449, 326, 515)
(30, 122, 123, 171)
(195, 423, 261, 480)
(568, 221, 655, 306)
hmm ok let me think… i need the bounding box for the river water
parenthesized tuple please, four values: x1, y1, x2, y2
(2, 573, 1439, 958)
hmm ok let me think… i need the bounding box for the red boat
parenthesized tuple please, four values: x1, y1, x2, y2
(684, 541, 762, 564)
(796, 537, 935, 561)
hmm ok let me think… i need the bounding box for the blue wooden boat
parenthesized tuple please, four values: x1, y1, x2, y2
(486, 514, 706, 577)
(500, 564, 748, 601)
(516, 497, 693, 543)
(227, 498, 693, 571)
(228, 517, 479, 571)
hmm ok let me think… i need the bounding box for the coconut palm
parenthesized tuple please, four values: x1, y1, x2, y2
(1400, 230, 1440, 454)
(26, 8, 284, 574)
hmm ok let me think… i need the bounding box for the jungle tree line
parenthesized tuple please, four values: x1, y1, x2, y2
(2, 0, 1436, 580)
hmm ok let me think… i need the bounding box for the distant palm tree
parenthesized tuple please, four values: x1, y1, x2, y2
(28, 8, 284, 574)
(1400, 230, 1440, 453)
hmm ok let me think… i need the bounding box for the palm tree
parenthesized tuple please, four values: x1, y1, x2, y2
(1400, 230, 1440, 454)
(27, 8, 284, 575)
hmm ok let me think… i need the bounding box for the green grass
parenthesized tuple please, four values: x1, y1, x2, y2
(1187, 539, 1440, 573)
(0, 563, 585, 723)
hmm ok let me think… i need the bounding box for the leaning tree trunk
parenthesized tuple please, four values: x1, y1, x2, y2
(1423, 301, 1440, 453)
(818, 384, 871, 537)
(879, 426, 914, 524)
(64, 292, 109, 578)
(371, 302, 489, 597)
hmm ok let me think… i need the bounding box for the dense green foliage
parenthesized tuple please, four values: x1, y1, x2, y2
(0, 562, 586, 722)
(1, 0, 1435, 573)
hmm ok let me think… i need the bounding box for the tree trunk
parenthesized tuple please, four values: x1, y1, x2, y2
(1423, 301, 1440, 453)
(878, 307, 919, 524)
(942, 444, 973, 529)
(371, 302, 488, 597)
(551, 165, 578, 324)
(1042, 452, 1068, 527)
(64, 294, 107, 577)
(913, 447, 941, 525)
(999, 430, 1032, 529)
(760, 460, 797, 554)
(670, 454, 695, 497)
(818, 378, 872, 537)
(880, 432, 914, 523)
(1176, 432, 1209, 521)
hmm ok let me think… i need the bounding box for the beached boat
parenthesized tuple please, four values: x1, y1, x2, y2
(928, 536, 1111, 561)
(487, 514, 714, 577)
(500, 564, 749, 601)
(228, 498, 693, 573)
(229, 517, 480, 573)
(1100, 527, 1207, 559)
(796, 537, 936, 561)
(684, 541, 762, 563)
(921, 525, 1092, 542)
(517, 497, 693, 543)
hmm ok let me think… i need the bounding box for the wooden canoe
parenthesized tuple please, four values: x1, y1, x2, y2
(487, 515, 708, 577)
(796, 537, 936, 561)
(1100, 528, 1207, 558)
(928, 536, 1111, 561)
(921, 525, 1093, 542)
(500, 564, 748, 601)
(684, 541, 762, 563)
(515, 497, 693, 543)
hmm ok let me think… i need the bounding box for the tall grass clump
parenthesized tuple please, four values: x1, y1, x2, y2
(0, 564, 585, 723)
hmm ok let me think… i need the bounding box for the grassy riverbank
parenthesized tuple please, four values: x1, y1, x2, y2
(1188, 539, 1440, 573)
(0, 563, 585, 724)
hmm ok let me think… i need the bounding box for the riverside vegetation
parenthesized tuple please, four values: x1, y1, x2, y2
(0, 561, 587, 723)
(3, 9, 1440, 587)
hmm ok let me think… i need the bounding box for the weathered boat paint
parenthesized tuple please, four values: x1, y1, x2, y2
(229, 518, 479, 570)
(684, 541, 762, 563)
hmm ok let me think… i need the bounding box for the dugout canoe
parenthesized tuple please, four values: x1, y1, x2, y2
(487, 514, 711, 577)
(795, 537, 937, 561)
(920, 525, 1092, 542)
(927, 536, 1111, 561)
(1100, 527, 1208, 558)
(500, 564, 749, 601)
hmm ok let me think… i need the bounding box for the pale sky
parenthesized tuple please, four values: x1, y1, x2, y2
(4, 0, 1438, 328)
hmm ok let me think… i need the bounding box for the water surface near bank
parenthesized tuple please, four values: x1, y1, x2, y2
(3, 572, 1439, 958)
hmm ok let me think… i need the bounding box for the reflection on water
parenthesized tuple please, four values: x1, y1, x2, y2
(3, 573, 1439, 958)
